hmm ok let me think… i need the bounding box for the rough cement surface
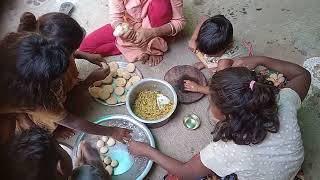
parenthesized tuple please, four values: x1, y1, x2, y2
(0, 0, 319, 179)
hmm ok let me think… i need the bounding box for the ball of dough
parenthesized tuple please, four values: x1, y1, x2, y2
(125, 81, 133, 90)
(102, 85, 114, 94)
(115, 78, 126, 87)
(103, 156, 112, 165)
(111, 160, 119, 168)
(109, 62, 119, 71)
(102, 74, 113, 84)
(96, 140, 104, 148)
(93, 81, 103, 87)
(101, 136, 109, 142)
(89, 87, 102, 98)
(100, 146, 109, 154)
(129, 76, 141, 85)
(117, 68, 125, 77)
(106, 96, 117, 105)
(115, 87, 125, 96)
(106, 138, 116, 147)
(120, 95, 126, 103)
(98, 91, 111, 100)
(126, 63, 136, 73)
(113, 23, 129, 37)
(110, 69, 117, 77)
(105, 165, 113, 175)
(130, 73, 137, 77)
(122, 70, 131, 80)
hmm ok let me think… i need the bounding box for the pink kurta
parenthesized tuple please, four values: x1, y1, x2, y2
(109, 0, 186, 62)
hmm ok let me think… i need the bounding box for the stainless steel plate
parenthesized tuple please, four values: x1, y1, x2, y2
(74, 114, 155, 180)
(94, 61, 143, 107)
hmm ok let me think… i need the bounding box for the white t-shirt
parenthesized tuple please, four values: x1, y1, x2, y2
(200, 88, 304, 180)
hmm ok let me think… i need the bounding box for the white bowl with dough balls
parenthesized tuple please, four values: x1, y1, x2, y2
(126, 78, 178, 128)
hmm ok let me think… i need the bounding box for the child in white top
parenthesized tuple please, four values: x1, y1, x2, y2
(128, 56, 310, 180)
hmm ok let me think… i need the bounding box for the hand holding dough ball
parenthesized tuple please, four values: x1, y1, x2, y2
(126, 63, 136, 73)
(96, 140, 105, 148)
(110, 160, 119, 168)
(115, 78, 127, 87)
(117, 68, 125, 77)
(122, 70, 131, 80)
(102, 74, 113, 84)
(105, 165, 113, 175)
(103, 156, 112, 165)
(106, 96, 117, 105)
(106, 138, 116, 147)
(115, 87, 125, 96)
(100, 146, 109, 154)
(120, 95, 126, 103)
(101, 136, 109, 142)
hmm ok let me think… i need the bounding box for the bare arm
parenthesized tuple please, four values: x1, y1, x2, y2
(191, 16, 209, 42)
(237, 56, 311, 100)
(128, 141, 213, 180)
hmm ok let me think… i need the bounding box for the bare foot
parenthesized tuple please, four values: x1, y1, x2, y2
(184, 80, 201, 92)
(135, 53, 149, 62)
(193, 62, 206, 70)
(145, 55, 164, 66)
(53, 125, 76, 140)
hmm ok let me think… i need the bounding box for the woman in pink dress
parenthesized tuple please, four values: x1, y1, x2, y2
(79, 0, 186, 66)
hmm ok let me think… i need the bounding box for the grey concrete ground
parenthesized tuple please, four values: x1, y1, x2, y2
(0, 0, 319, 179)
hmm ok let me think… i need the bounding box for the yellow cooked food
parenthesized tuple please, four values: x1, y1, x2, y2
(133, 91, 173, 120)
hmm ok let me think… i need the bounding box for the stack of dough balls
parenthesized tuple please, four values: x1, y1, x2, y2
(96, 136, 118, 175)
(89, 62, 142, 105)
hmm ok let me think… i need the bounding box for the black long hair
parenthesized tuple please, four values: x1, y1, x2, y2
(209, 67, 279, 145)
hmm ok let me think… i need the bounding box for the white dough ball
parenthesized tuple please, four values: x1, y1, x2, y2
(106, 138, 116, 147)
(110, 160, 119, 168)
(100, 146, 109, 154)
(103, 156, 112, 165)
(105, 165, 113, 175)
(96, 140, 105, 148)
(101, 136, 109, 142)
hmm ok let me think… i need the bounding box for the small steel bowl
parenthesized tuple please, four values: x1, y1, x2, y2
(126, 78, 178, 128)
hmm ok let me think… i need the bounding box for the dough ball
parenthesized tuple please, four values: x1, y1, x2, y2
(109, 62, 119, 71)
(106, 96, 118, 105)
(102, 74, 113, 84)
(106, 137, 116, 147)
(115, 87, 125, 96)
(110, 69, 117, 77)
(101, 136, 109, 142)
(111, 160, 119, 168)
(115, 78, 127, 87)
(96, 140, 104, 148)
(120, 95, 126, 103)
(126, 63, 136, 73)
(105, 165, 113, 175)
(89, 87, 102, 98)
(125, 81, 133, 90)
(122, 70, 131, 80)
(93, 81, 103, 87)
(113, 23, 129, 37)
(100, 146, 109, 154)
(103, 156, 112, 165)
(98, 91, 111, 100)
(278, 76, 285, 83)
(117, 68, 125, 77)
(130, 73, 137, 77)
(102, 85, 114, 94)
(129, 76, 141, 85)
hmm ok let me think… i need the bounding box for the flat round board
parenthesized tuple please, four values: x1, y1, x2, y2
(164, 65, 207, 104)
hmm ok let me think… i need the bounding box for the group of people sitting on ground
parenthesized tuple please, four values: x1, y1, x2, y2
(0, 0, 311, 179)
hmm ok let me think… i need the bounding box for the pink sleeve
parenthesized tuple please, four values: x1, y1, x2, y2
(109, 0, 126, 28)
(169, 0, 186, 36)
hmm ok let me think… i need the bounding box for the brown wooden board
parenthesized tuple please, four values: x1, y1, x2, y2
(164, 65, 207, 104)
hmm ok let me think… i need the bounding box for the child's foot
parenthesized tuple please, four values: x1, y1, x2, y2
(135, 53, 150, 62)
(17, 12, 36, 32)
(53, 125, 76, 140)
(184, 80, 200, 92)
(193, 62, 206, 70)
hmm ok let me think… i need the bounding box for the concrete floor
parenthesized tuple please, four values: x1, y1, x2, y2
(0, 0, 320, 179)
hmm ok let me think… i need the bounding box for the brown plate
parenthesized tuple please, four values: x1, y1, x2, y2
(164, 65, 207, 104)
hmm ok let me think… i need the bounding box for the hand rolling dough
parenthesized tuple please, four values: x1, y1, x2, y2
(115, 87, 125, 96)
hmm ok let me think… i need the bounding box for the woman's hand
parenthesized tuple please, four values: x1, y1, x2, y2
(133, 28, 156, 47)
(86, 53, 106, 67)
(128, 140, 152, 156)
(85, 67, 110, 85)
(111, 127, 132, 143)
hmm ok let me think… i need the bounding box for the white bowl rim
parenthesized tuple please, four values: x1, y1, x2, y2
(126, 78, 178, 124)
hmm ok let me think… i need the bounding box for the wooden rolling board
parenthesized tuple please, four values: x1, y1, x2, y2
(164, 65, 207, 104)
